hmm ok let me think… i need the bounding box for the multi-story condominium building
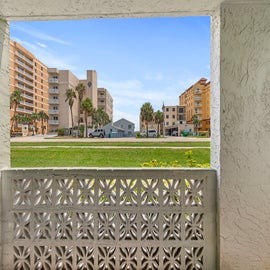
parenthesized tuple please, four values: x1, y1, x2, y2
(47, 68, 80, 133)
(98, 88, 113, 121)
(9, 40, 49, 134)
(179, 78, 210, 133)
(47, 69, 113, 133)
(162, 105, 193, 135)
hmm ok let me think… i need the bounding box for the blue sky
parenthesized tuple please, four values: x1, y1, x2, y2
(10, 17, 210, 130)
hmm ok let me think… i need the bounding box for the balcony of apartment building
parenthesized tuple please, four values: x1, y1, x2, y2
(48, 77, 59, 83)
(48, 119, 59, 125)
(15, 67, 34, 79)
(15, 59, 34, 73)
(20, 100, 34, 108)
(17, 106, 34, 114)
(16, 82, 34, 93)
(48, 109, 59, 114)
(15, 75, 34, 87)
(15, 50, 34, 66)
(48, 87, 59, 94)
(49, 98, 59, 104)
(21, 92, 34, 100)
(194, 95, 201, 101)
(1, 2, 270, 270)
(194, 88, 202, 94)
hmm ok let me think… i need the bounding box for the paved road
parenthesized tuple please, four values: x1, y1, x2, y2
(11, 135, 210, 143)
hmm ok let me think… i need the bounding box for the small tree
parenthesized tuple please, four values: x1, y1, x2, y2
(154, 110, 163, 136)
(192, 114, 200, 135)
(38, 111, 49, 135)
(81, 98, 93, 138)
(140, 102, 154, 137)
(10, 90, 23, 131)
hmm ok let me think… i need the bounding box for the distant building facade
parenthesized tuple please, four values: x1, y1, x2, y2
(179, 78, 210, 134)
(9, 39, 49, 134)
(47, 69, 113, 133)
(114, 118, 135, 137)
(47, 68, 79, 133)
(98, 88, 113, 122)
(162, 105, 193, 135)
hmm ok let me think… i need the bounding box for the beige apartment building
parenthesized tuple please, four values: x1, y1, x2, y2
(47, 69, 113, 133)
(9, 40, 49, 134)
(162, 105, 194, 135)
(47, 68, 80, 133)
(98, 87, 113, 121)
(179, 77, 210, 133)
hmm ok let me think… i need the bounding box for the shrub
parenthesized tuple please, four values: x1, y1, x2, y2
(57, 128, 65, 136)
(141, 150, 210, 168)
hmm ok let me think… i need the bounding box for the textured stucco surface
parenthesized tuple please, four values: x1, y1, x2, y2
(219, 3, 270, 269)
(0, 20, 10, 168)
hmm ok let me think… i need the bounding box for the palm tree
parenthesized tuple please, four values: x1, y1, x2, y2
(38, 111, 49, 135)
(154, 110, 163, 136)
(95, 108, 110, 128)
(10, 90, 23, 131)
(192, 114, 200, 135)
(140, 102, 154, 137)
(65, 88, 77, 130)
(75, 83, 86, 128)
(30, 113, 40, 135)
(81, 98, 93, 137)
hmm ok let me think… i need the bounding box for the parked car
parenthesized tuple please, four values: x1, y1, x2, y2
(172, 130, 178, 136)
(89, 129, 105, 138)
(140, 129, 157, 137)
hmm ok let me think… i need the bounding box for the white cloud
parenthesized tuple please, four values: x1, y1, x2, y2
(36, 42, 47, 48)
(12, 24, 71, 45)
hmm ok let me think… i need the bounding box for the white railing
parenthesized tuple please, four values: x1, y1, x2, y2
(48, 120, 59, 125)
(16, 83, 34, 93)
(16, 67, 34, 79)
(49, 78, 59, 83)
(15, 59, 33, 72)
(48, 99, 59, 104)
(48, 109, 59, 114)
(48, 88, 59, 94)
(0, 168, 217, 270)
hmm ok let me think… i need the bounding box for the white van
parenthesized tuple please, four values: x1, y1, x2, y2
(141, 129, 157, 137)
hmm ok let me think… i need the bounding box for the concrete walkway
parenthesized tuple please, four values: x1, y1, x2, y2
(11, 135, 210, 143)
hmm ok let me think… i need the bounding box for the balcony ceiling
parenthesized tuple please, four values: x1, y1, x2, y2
(0, 0, 264, 21)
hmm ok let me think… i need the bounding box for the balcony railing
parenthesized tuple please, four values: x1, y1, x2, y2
(48, 120, 59, 125)
(16, 83, 33, 93)
(48, 99, 59, 104)
(17, 107, 33, 114)
(48, 88, 59, 94)
(49, 78, 59, 83)
(15, 59, 33, 72)
(48, 109, 59, 114)
(0, 168, 217, 269)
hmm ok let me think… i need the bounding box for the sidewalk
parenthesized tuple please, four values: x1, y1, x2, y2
(11, 135, 211, 143)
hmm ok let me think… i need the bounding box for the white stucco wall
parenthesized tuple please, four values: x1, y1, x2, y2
(217, 3, 270, 269)
(0, 20, 10, 168)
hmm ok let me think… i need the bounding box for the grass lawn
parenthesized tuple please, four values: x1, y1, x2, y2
(11, 147, 210, 168)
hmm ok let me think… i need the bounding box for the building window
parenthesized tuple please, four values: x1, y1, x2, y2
(179, 108, 184, 113)
(166, 108, 169, 112)
(172, 115, 175, 119)
(172, 122, 175, 125)
(172, 108, 175, 112)
(166, 122, 169, 126)
(166, 115, 169, 119)
(128, 125, 132, 129)
(53, 116, 58, 120)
